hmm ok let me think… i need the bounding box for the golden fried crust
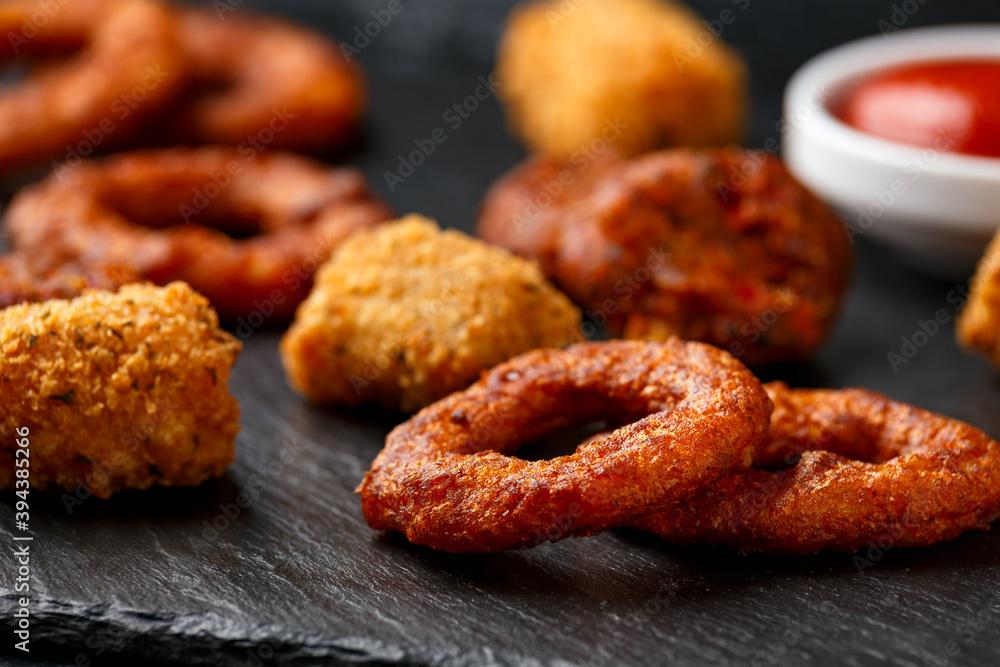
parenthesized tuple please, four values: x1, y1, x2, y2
(0, 255, 135, 310)
(280, 215, 582, 413)
(161, 8, 365, 152)
(476, 151, 625, 278)
(957, 229, 1000, 369)
(5, 147, 393, 320)
(633, 382, 1000, 553)
(357, 339, 772, 553)
(479, 148, 853, 365)
(0, 282, 242, 498)
(495, 0, 747, 158)
(0, 0, 186, 172)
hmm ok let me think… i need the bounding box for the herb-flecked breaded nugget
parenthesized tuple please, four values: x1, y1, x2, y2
(495, 0, 747, 158)
(280, 215, 582, 412)
(0, 282, 242, 498)
(957, 229, 1000, 370)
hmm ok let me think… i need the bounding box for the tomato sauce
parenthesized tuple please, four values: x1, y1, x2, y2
(837, 60, 1000, 158)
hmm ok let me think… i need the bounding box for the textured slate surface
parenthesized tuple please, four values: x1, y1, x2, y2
(3, 1, 1000, 666)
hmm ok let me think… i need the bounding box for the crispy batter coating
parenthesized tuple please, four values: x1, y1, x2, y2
(479, 148, 853, 365)
(357, 339, 772, 553)
(281, 215, 582, 413)
(5, 147, 393, 320)
(495, 0, 747, 158)
(0, 282, 242, 499)
(633, 382, 1000, 553)
(0, 254, 134, 310)
(957, 229, 1000, 370)
(0, 0, 186, 172)
(158, 7, 365, 152)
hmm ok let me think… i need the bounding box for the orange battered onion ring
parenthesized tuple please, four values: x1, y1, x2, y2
(158, 7, 365, 152)
(5, 147, 393, 320)
(0, 0, 185, 172)
(358, 339, 772, 553)
(0, 254, 134, 310)
(633, 382, 1000, 554)
(478, 148, 853, 365)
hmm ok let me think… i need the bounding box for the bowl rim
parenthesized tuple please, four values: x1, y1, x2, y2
(784, 23, 1000, 180)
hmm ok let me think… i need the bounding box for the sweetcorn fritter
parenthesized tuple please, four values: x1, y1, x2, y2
(0, 282, 241, 498)
(495, 0, 747, 158)
(280, 215, 582, 412)
(958, 229, 1000, 370)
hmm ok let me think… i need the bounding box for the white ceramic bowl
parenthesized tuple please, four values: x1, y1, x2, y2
(782, 24, 1000, 279)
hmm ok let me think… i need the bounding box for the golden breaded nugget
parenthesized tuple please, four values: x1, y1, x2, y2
(957, 230, 1000, 370)
(496, 0, 747, 158)
(280, 215, 582, 412)
(0, 282, 241, 498)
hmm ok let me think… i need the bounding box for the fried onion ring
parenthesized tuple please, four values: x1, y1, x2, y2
(158, 7, 365, 152)
(0, 254, 134, 310)
(358, 339, 772, 553)
(478, 148, 853, 365)
(5, 147, 393, 320)
(632, 382, 1000, 553)
(0, 0, 185, 172)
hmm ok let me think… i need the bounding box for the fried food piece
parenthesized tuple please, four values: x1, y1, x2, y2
(0, 0, 186, 172)
(957, 229, 1000, 369)
(5, 147, 393, 320)
(280, 215, 582, 412)
(479, 148, 853, 365)
(495, 0, 747, 158)
(633, 382, 1000, 553)
(159, 7, 365, 152)
(0, 282, 241, 499)
(357, 339, 772, 553)
(0, 254, 134, 310)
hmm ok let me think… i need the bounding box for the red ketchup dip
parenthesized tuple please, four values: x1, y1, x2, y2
(837, 60, 1000, 158)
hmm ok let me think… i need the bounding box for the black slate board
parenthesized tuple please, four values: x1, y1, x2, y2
(4, 1, 1000, 665)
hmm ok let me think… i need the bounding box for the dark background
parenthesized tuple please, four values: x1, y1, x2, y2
(227, 0, 1000, 232)
(4, 1, 1000, 666)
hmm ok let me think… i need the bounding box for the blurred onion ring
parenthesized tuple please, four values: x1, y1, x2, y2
(0, 0, 185, 172)
(5, 147, 393, 320)
(358, 339, 772, 553)
(0, 255, 134, 310)
(160, 7, 365, 153)
(633, 382, 1000, 554)
(478, 148, 853, 365)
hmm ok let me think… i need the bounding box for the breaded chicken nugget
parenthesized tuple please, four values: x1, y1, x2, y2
(280, 215, 582, 412)
(957, 229, 1000, 370)
(496, 0, 747, 158)
(0, 282, 241, 498)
